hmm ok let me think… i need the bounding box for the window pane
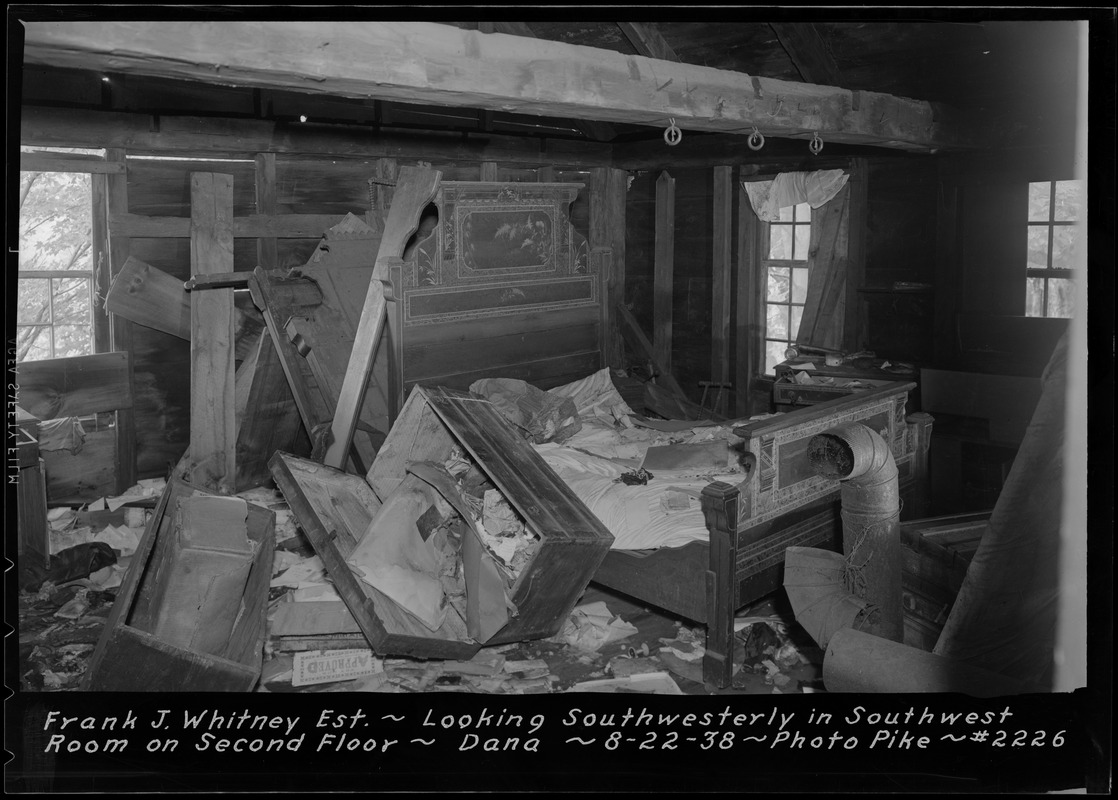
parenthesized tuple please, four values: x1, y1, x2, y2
(769, 225, 792, 259)
(791, 268, 809, 303)
(17, 328, 52, 361)
(790, 306, 803, 339)
(765, 341, 788, 375)
(1053, 180, 1082, 222)
(18, 278, 51, 324)
(19, 171, 92, 271)
(793, 225, 810, 261)
(766, 304, 789, 339)
(1046, 278, 1075, 318)
(1026, 226, 1049, 270)
(53, 325, 92, 358)
(1051, 223, 1082, 270)
(777, 205, 795, 222)
(1028, 182, 1052, 222)
(1025, 277, 1046, 318)
(53, 277, 92, 324)
(766, 267, 790, 301)
(794, 203, 811, 222)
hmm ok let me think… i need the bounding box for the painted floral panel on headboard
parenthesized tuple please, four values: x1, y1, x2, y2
(403, 182, 595, 327)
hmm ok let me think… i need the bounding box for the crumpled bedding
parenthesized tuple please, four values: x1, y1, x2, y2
(532, 370, 749, 550)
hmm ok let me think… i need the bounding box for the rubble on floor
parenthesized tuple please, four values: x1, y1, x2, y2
(18, 480, 825, 696)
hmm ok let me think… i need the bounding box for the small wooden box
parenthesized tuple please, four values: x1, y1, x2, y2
(84, 477, 276, 691)
(270, 384, 614, 659)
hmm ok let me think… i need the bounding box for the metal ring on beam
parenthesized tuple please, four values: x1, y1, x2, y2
(663, 118, 682, 146)
(747, 128, 765, 151)
(809, 132, 824, 155)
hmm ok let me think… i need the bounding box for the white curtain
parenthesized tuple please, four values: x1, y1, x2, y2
(742, 169, 850, 221)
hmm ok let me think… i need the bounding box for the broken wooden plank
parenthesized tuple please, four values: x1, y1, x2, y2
(22, 20, 984, 151)
(188, 172, 236, 493)
(323, 166, 440, 469)
(15, 352, 133, 420)
(105, 256, 264, 361)
(653, 171, 675, 375)
(614, 302, 689, 404)
(233, 331, 307, 491)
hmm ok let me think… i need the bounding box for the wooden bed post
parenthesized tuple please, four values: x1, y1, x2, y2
(701, 480, 740, 689)
(906, 411, 935, 518)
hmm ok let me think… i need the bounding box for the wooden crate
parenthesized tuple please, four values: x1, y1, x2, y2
(84, 477, 275, 691)
(270, 384, 614, 658)
(899, 510, 989, 652)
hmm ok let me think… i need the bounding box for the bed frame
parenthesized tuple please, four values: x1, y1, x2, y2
(593, 385, 933, 687)
(390, 180, 933, 688)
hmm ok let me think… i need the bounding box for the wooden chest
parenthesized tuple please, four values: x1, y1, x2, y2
(84, 477, 276, 691)
(270, 384, 614, 659)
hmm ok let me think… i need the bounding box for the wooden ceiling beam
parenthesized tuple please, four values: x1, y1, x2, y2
(770, 23, 844, 87)
(616, 22, 681, 62)
(481, 21, 617, 142)
(21, 20, 985, 151)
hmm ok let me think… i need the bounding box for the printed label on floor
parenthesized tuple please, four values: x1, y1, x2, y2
(292, 649, 382, 686)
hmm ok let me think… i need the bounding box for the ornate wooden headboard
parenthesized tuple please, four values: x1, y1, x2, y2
(394, 182, 605, 394)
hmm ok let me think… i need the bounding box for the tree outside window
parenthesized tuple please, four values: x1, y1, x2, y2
(1026, 180, 1082, 318)
(17, 149, 100, 362)
(762, 202, 811, 374)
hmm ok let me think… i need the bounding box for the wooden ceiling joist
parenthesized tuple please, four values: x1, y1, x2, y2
(770, 23, 844, 87)
(20, 20, 982, 151)
(616, 22, 681, 62)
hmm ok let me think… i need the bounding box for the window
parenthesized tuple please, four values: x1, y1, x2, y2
(1026, 179, 1083, 318)
(762, 202, 811, 374)
(16, 149, 100, 362)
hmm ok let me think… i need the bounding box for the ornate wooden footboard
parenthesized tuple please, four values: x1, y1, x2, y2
(593, 382, 933, 688)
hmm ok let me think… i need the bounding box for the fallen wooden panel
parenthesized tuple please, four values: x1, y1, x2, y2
(84, 477, 275, 691)
(41, 428, 118, 504)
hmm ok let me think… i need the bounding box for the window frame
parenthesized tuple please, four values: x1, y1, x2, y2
(16, 148, 110, 362)
(1025, 178, 1081, 319)
(759, 203, 814, 376)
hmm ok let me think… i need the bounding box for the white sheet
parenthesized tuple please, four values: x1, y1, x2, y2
(533, 414, 747, 550)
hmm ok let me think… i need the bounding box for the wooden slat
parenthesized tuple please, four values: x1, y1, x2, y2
(590, 167, 627, 370)
(254, 152, 278, 267)
(653, 171, 675, 375)
(21, 106, 615, 167)
(107, 211, 344, 238)
(22, 21, 981, 150)
(711, 165, 733, 408)
(402, 304, 599, 347)
(15, 352, 133, 419)
(20, 151, 125, 174)
(104, 147, 137, 491)
(734, 177, 764, 416)
(188, 172, 236, 493)
(324, 166, 441, 469)
(733, 381, 915, 439)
